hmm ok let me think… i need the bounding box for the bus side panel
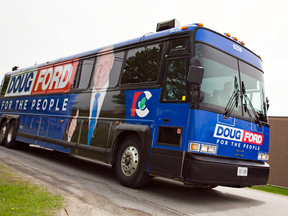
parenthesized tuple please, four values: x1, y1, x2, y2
(44, 117, 58, 149)
(16, 115, 33, 144)
(0, 94, 79, 152)
(36, 117, 49, 147)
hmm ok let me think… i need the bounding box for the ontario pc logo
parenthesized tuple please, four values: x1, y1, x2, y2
(130, 91, 152, 118)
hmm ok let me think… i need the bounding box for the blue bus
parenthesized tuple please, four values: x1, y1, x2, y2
(0, 20, 269, 188)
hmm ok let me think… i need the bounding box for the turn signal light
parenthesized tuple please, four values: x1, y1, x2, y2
(190, 143, 200, 151)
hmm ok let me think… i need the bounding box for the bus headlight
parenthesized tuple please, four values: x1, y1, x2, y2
(258, 153, 269, 160)
(189, 142, 217, 154)
(200, 144, 217, 154)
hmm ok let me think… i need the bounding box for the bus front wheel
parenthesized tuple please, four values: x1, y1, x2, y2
(115, 135, 150, 188)
(5, 121, 20, 149)
(0, 122, 8, 146)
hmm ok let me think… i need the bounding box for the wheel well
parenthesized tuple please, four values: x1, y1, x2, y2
(111, 131, 140, 167)
(8, 119, 15, 125)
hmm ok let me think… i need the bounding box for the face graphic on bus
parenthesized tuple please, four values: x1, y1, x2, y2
(93, 47, 114, 90)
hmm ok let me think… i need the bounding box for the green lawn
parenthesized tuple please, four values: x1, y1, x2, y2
(250, 185, 288, 196)
(0, 163, 63, 216)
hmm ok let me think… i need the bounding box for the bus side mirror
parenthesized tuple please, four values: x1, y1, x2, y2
(187, 65, 204, 85)
(187, 57, 204, 104)
(187, 57, 204, 85)
(266, 97, 269, 111)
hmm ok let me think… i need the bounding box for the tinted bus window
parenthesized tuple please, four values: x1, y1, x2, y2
(108, 51, 125, 88)
(90, 49, 123, 90)
(79, 59, 95, 89)
(72, 58, 95, 89)
(121, 43, 164, 84)
(163, 58, 187, 101)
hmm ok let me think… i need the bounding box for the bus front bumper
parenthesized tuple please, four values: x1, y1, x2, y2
(182, 153, 270, 187)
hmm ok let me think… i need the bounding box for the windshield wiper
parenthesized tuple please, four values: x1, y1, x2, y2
(224, 76, 239, 119)
(242, 82, 262, 128)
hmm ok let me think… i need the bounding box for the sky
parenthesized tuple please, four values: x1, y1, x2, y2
(0, 0, 287, 116)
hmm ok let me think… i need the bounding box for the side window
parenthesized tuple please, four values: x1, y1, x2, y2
(90, 49, 121, 90)
(162, 58, 187, 101)
(121, 43, 164, 85)
(72, 58, 95, 89)
(170, 38, 188, 53)
(108, 51, 125, 88)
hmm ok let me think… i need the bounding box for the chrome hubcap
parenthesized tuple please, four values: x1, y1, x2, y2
(121, 146, 139, 176)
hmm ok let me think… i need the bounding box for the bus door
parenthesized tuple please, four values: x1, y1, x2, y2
(150, 57, 190, 177)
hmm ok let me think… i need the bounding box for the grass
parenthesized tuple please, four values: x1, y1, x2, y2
(0, 163, 63, 216)
(250, 185, 288, 196)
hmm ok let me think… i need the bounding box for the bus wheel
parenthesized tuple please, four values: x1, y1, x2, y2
(0, 122, 8, 146)
(115, 135, 150, 188)
(5, 121, 20, 149)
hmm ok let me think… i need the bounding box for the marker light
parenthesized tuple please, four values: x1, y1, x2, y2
(258, 55, 262, 59)
(225, 33, 231, 37)
(197, 23, 204, 27)
(233, 37, 238, 41)
(190, 143, 200, 151)
(182, 26, 188, 30)
(240, 41, 245, 45)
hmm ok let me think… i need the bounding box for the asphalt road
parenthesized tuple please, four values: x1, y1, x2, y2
(1, 145, 287, 216)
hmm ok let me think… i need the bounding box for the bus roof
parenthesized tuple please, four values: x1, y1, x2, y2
(6, 22, 261, 75)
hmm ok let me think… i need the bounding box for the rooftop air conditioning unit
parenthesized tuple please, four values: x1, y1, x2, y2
(156, 19, 180, 32)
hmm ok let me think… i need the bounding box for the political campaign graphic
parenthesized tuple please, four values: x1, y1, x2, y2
(131, 91, 152, 118)
(5, 61, 78, 97)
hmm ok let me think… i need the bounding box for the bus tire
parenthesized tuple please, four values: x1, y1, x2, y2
(5, 121, 20, 149)
(0, 122, 8, 146)
(115, 135, 150, 188)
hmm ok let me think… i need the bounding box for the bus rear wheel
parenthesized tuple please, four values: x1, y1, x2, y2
(115, 135, 150, 188)
(0, 122, 8, 146)
(5, 121, 20, 149)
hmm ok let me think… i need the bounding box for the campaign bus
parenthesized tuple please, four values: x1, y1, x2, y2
(0, 20, 269, 188)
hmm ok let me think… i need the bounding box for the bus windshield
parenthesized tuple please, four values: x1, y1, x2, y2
(195, 43, 267, 121)
(196, 43, 241, 115)
(240, 61, 267, 121)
